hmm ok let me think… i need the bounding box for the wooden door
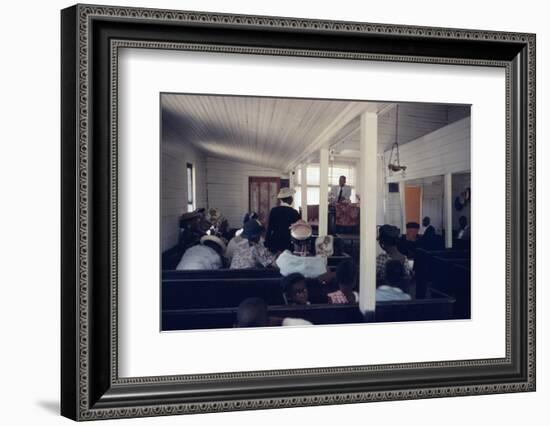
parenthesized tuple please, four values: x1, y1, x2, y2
(249, 177, 281, 226)
(404, 186, 422, 225)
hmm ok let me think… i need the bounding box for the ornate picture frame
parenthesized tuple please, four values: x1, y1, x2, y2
(61, 4, 535, 421)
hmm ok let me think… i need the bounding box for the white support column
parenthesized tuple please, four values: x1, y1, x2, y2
(399, 181, 406, 235)
(444, 173, 453, 248)
(319, 148, 329, 236)
(289, 170, 295, 207)
(301, 163, 308, 222)
(359, 112, 378, 316)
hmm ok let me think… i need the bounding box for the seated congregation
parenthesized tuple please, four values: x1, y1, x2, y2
(161, 189, 470, 330)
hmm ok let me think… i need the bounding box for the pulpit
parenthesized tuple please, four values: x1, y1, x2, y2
(335, 203, 360, 233)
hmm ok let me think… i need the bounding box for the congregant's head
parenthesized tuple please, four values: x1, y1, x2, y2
(336, 260, 356, 290)
(242, 219, 264, 243)
(277, 187, 295, 206)
(339, 175, 346, 187)
(378, 225, 400, 252)
(236, 297, 268, 328)
(282, 273, 309, 305)
(422, 216, 431, 227)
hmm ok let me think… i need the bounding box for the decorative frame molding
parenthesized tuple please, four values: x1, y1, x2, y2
(61, 4, 535, 421)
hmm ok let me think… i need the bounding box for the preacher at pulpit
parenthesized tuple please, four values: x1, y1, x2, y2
(330, 175, 351, 203)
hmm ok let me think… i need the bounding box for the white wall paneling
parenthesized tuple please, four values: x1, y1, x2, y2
(161, 124, 207, 251)
(206, 157, 284, 228)
(384, 117, 471, 183)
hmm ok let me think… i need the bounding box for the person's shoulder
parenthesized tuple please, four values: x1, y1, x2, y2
(185, 245, 202, 254)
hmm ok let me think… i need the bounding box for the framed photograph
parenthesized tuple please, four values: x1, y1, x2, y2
(61, 4, 536, 421)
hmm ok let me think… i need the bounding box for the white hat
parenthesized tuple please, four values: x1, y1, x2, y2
(289, 219, 312, 240)
(200, 235, 226, 252)
(277, 187, 296, 199)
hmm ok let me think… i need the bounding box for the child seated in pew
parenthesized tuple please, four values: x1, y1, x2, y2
(327, 260, 359, 304)
(235, 297, 313, 328)
(376, 260, 412, 301)
(305, 277, 330, 304)
(281, 273, 310, 305)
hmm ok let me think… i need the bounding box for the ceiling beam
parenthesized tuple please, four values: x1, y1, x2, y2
(285, 103, 371, 172)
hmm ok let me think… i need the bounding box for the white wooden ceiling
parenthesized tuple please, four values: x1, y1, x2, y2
(162, 94, 384, 170)
(162, 94, 469, 171)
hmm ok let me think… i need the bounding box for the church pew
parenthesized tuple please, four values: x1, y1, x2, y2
(162, 291, 456, 331)
(374, 289, 455, 322)
(162, 277, 285, 310)
(326, 253, 352, 267)
(162, 261, 342, 281)
(414, 248, 470, 298)
(162, 268, 282, 280)
(162, 304, 364, 330)
(429, 260, 471, 319)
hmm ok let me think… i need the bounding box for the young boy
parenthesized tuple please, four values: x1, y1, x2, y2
(281, 273, 310, 305)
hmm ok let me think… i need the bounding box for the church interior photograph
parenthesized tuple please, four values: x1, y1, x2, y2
(160, 93, 472, 331)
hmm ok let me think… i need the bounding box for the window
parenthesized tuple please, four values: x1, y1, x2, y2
(294, 163, 357, 212)
(186, 163, 195, 212)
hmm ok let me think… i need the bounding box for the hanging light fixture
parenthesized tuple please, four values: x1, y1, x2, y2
(388, 105, 407, 175)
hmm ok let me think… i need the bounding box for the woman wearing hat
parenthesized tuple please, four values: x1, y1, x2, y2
(175, 235, 226, 270)
(230, 219, 277, 269)
(265, 187, 301, 253)
(275, 219, 328, 278)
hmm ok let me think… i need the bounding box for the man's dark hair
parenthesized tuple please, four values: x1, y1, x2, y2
(281, 273, 306, 296)
(384, 260, 405, 288)
(422, 216, 431, 227)
(281, 196, 293, 205)
(336, 260, 356, 287)
(236, 298, 268, 328)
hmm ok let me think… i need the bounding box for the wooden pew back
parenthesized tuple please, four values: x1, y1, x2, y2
(162, 277, 285, 310)
(162, 268, 282, 280)
(162, 291, 456, 331)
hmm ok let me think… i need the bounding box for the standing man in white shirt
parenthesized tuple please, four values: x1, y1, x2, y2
(329, 175, 352, 204)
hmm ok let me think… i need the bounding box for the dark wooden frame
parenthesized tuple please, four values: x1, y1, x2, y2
(61, 4, 536, 421)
